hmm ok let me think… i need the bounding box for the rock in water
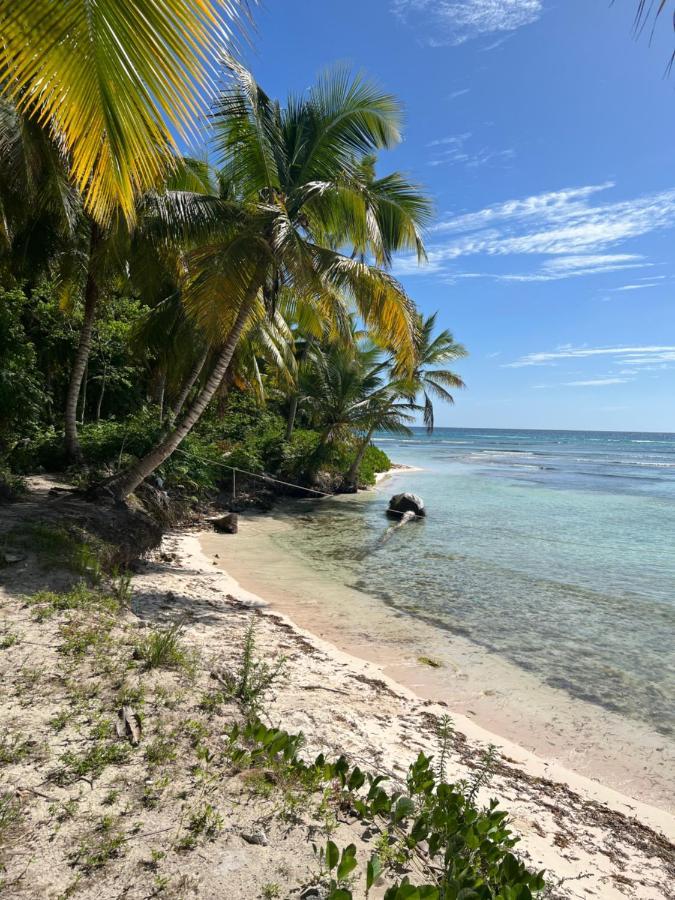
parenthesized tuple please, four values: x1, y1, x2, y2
(212, 513, 238, 534)
(386, 492, 425, 518)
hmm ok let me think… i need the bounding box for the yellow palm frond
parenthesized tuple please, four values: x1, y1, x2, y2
(0, 0, 247, 225)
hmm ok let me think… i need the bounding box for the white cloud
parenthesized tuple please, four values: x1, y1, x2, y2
(426, 132, 514, 170)
(396, 182, 675, 282)
(449, 88, 471, 99)
(392, 0, 543, 46)
(506, 345, 675, 368)
(562, 378, 632, 387)
(610, 282, 662, 291)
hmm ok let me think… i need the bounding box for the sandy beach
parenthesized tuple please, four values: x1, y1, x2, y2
(199, 477, 675, 818)
(1, 474, 673, 898)
(180, 523, 673, 897)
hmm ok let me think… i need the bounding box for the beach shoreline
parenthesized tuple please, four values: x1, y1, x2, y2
(196, 483, 675, 827)
(167, 527, 674, 897)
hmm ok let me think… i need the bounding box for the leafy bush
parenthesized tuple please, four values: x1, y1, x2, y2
(227, 719, 547, 899)
(358, 444, 391, 486)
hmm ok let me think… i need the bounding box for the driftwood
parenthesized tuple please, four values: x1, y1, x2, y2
(116, 705, 142, 745)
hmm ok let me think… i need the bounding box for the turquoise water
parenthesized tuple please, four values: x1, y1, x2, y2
(274, 429, 675, 735)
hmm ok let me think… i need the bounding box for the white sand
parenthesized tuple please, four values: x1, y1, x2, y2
(175, 526, 675, 898)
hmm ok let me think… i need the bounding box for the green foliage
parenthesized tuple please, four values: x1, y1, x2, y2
(60, 741, 130, 781)
(0, 466, 27, 502)
(134, 623, 194, 674)
(226, 719, 547, 900)
(358, 444, 391, 485)
(219, 619, 286, 720)
(25, 583, 119, 620)
(17, 523, 106, 583)
(0, 287, 48, 452)
(0, 791, 22, 845)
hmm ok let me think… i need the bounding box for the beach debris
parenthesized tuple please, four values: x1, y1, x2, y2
(212, 513, 239, 534)
(116, 705, 142, 745)
(241, 827, 268, 846)
(386, 492, 425, 519)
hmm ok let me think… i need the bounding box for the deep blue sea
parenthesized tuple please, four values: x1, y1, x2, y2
(274, 428, 675, 734)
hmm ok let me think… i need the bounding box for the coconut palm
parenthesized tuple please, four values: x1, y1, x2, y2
(106, 64, 431, 500)
(0, 3, 245, 460)
(344, 389, 416, 488)
(396, 312, 467, 434)
(0, 0, 247, 227)
(304, 344, 389, 453)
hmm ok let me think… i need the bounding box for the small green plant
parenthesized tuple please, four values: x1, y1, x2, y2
(19, 524, 106, 583)
(435, 715, 453, 783)
(50, 710, 71, 732)
(0, 733, 35, 766)
(0, 791, 22, 841)
(417, 656, 442, 669)
(0, 629, 18, 649)
(60, 740, 130, 781)
(109, 569, 133, 606)
(177, 803, 223, 850)
(199, 688, 225, 715)
(220, 619, 286, 719)
(72, 818, 126, 871)
(58, 619, 111, 658)
(25, 583, 120, 620)
(134, 623, 194, 673)
(262, 884, 281, 899)
(145, 735, 177, 768)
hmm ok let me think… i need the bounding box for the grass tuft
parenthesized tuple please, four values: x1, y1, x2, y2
(134, 623, 194, 674)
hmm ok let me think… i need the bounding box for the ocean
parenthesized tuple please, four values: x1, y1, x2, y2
(271, 428, 675, 736)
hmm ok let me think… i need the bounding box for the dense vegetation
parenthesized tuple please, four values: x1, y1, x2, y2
(0, 8, 466, 502)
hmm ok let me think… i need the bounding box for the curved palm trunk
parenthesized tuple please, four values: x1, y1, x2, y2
(64, 254, 99, 462)
(109, 292, 257, 500)
(166, 346, 209, 426)
(346, 423, 376, 486)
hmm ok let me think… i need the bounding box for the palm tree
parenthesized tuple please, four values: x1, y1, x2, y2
(105, 64, 431, 500)
(0, 0, 247, 227)
(278, 290, 355, 440)
(304, 343, 386, 450)
(344, 388, 416, 488)
(0, 2, 246, 461)
(396, 312, 467, 434)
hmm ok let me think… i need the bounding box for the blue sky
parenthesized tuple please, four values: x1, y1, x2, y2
(233, 1, 675, 432)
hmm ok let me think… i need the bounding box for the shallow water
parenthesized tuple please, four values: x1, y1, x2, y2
(271, 428, 675, 735)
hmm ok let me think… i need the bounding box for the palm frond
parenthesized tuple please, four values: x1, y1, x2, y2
(0, 0, 248, 224)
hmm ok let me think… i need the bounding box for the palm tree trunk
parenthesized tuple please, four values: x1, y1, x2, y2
(157, 370, 166, 424)
(166, 346, 209, 426)
(108, 291, 257, 500)
(64, 226, 100, 462)
(78, 360, 88, 424)
(96, 366, 107, 421)
(285, 394, 299, 441)
(346, 423, 376, 485)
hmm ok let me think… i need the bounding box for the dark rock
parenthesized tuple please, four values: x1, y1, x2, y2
(212, 513, 238, 534)
(386, 492, 425, 518)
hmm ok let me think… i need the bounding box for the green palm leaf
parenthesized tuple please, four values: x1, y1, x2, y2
(1, 0, 248, 224)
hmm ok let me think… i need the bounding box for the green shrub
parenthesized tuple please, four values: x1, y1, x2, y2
(358, 444, 391, 485)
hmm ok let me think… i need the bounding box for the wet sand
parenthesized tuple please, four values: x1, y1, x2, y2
(199, 485, 675, 820)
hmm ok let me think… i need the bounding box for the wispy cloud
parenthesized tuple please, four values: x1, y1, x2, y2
(392, 0, 543, 46)
(455, 254, 649, 282)
(449, 88, 471, 99)
(395, 183, 675, 281)
(506, 345, 675, 368)
(562, 378, 632, 387)
(610, 282, 662, 292)
(427, 131, 515, 170)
